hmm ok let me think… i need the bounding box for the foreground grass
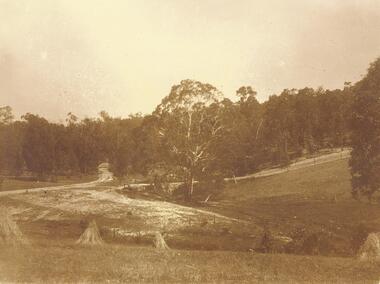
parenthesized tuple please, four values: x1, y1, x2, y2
(2, 156, 380, 283)
(0, 175, 96, 192)
(0, 244, 379, 283)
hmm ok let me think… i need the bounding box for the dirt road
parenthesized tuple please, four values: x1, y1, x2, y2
(224, 148, 351, 182)
(0, 163, 113, 197)
(0, 150, 350, 247)
(0, 149, 350, 196)
(2, 162, 244, 229)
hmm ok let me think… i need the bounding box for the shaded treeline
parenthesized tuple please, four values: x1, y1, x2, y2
(0, 109, 144, 179)
(0, 86, 353, 183)
(350, 58, 380, 201)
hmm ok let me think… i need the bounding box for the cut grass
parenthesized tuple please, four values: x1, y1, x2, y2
(0, 244, 379, 283)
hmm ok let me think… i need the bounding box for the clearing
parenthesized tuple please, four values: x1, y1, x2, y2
(1, 150, 380, 282)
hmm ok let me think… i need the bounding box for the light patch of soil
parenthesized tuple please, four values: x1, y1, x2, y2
(0, 163, 261, 250)
(8, 187, 245, 233)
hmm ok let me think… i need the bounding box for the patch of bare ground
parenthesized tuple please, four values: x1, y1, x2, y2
(1, 184, 261, 251)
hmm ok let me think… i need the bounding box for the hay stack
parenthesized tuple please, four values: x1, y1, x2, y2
(358, 233, 380, 260)
(154, 232, 170, 249)
(0, 207, 29, 246)
(76, 220, 104, 246)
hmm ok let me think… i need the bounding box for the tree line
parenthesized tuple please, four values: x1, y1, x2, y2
(1, 57, 379, 200)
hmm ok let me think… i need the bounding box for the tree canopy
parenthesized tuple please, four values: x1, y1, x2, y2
(350, 58, 380, 201)
(0, 65, 361, 201)
(154, 79, 224, 199)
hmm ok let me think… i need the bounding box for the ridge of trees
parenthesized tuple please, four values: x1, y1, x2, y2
(3, 57, 373, 200)
(0, 84, 352, 187)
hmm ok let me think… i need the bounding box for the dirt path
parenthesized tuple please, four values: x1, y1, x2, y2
(0, 163, 113, 197)
(2, 150, 350, 242)
(2, 162, 244, 229)
(224, 148, 351, 182)
(0, 149, 350, 197)
(121, 149, 351, 190)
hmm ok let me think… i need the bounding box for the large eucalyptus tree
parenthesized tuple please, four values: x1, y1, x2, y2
(154, 79, 224, 199)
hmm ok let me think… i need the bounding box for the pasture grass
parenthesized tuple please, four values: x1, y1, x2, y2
(200, 158, 380, 256)
(0, 244, 379, 283)
(2, 157, 380, 282)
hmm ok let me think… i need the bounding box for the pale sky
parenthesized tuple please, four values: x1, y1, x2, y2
(1, 0, 380, 121)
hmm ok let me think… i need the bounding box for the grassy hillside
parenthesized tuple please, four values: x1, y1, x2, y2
(204, 158, 380, 256)
(221, 157, 352, 201)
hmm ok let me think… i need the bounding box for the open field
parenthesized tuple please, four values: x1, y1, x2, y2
(1, 154, 380, 282)
(1, 244, 379, 283)
(220, 155, 352, 201)
(0, 186, 260, 252)
(224, 148, 351, 181)
(200, 157, 380, 256)
(0, 163, 261, 252)
(2, 2, 380, 282)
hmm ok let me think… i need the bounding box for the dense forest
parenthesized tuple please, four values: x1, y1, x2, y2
(0, 57, 379, 200)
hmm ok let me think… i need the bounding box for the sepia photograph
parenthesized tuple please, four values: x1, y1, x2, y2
(1, 0, 380, 283)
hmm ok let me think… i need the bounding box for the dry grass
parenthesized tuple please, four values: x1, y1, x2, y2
(2, 157, 380, 282)
(76, 220, 104, 246)
(0, 244, 379, 283)
(359, 233, 380, 260)
(0, 207, 29, 246)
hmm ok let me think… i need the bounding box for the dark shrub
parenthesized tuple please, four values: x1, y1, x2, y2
(351, 223, 372, 255)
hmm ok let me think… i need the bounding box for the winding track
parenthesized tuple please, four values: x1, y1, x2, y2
(0, 164, 113, 197)
(224, 148, 351, 181)
(0, 149, 350, 196)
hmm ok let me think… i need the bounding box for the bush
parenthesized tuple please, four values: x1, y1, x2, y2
(299, 232, 335, 255)
(257, 230, 273, 253)
(285, 227, 344, 256)
(196, 173, 225, 195)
